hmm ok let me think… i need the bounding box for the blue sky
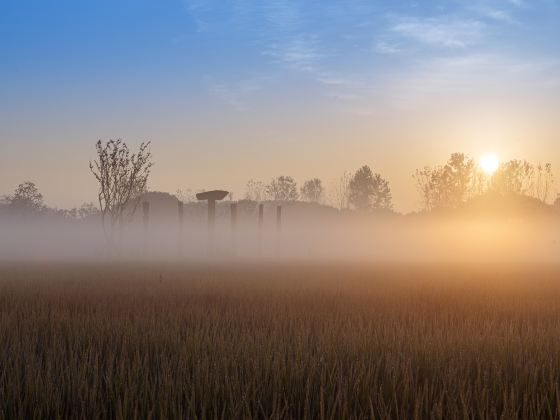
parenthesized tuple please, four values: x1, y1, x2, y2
(1, 0, 559, 210)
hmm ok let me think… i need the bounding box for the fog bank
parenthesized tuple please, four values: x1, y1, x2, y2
(1, 210, 559, 264)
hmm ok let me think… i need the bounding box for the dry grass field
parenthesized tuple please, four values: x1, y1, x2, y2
(2, 262, 560, 419)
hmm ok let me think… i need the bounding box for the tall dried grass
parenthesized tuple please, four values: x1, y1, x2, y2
(1, 263, 560, 419)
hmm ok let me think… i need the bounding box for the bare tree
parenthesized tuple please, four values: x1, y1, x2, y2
(300, 178, 323, 203)
(265, 176, 299, 201)
(331, 171, 351, 210)
(90, 139, 153, 249)
(413, 167, 438, 211)
(534, 163, 554, 203)
(490, 160, 534, 197)
(245, 179, 266, 201)
(470, 167, 487, 199)
(348, 166, 393, 211)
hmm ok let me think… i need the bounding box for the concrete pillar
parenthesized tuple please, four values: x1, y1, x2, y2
(258, 203, 264, 257)
(178, 201, 184, 255)
(195, 190, 229, 258)
(276, 205, 282, 232)
(230, 202, 237, 256)
(230, 202, 238, 230)
(142, 201, 149, 257)
(208, 199, 216, 231)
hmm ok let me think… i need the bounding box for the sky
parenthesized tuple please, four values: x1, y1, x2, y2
(1, 0, 559, 212)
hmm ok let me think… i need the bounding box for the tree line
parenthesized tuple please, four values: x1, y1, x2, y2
(414, 153, 555, 211)
(0, 181, 98, 221)
(244, 165, 393, 212)
(1, 141, 558, 226)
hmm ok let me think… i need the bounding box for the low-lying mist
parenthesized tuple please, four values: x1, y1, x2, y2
(2, 209, 559, 264)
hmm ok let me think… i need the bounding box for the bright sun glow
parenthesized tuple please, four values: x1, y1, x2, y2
(479, 154, 500, 175)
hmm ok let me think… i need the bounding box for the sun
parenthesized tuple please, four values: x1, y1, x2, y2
(479, 154, 500, 175)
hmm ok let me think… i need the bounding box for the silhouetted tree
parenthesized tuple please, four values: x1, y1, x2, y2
(414, 153, 475, 210)
(490, 160, 534, 197)
(533, 163, 553, 203)
(176, 188, 196, 203)
(332, 171, 351, 210)
(443, 153, 475, 207)
(415, 154, 554, 210)
(57, 203, 99, 221)
(300, 178, 323, 203)
(4, 182, 45, 215)
(90, 139, 152, 248)
(489, 160, 554, 203)
(471, 167, 487, 198)
(77, 202, 100, 220)
(245, 179, 266, 201)
(265, 176, 299, 201)
(348, 166, 393, 211)
(413, 167, 439, 211)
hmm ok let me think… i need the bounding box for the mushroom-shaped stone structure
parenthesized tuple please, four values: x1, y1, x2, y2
(196, 190, 229, 230)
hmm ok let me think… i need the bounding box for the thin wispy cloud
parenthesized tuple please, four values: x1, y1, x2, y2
(472, 6, 516, 23)
(181, 0, 559, 117)
(316, 75, 361, 89)
(262, 0, 305, 33)
(391, 16, 485, 48)
(182, 0, 214, 32)
(506, 0, 527, 7)
(206, 77, 265, 112)
(317, 73, 366, 106)
(375, 41, 403, 55)
(376, 53, 560, 109)
(325, 92, 359, 101)
(263, 35, 325, 72)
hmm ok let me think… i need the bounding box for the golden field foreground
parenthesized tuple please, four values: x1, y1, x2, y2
(2, 262, 560, 419)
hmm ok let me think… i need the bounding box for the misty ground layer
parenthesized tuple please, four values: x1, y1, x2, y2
(2, 263, 560, 419)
